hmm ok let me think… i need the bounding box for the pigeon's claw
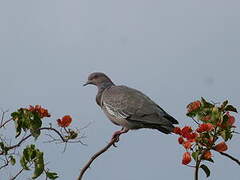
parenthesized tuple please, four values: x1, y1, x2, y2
(111, 128, 129, 147)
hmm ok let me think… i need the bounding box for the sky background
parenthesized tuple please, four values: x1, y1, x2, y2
(0, 0, 240, 179)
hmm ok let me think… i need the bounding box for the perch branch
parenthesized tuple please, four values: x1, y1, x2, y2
(218, 151, 240, 165)
(78, 136, 119, 180)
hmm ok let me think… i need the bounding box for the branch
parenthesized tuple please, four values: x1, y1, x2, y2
(0, 118, 13, 129)
(6, 134, 32, 151)
(218, 151, 240, 166)
(40, 127, 66, 142)
(78, 137, 119, 180)
(10, 168, 24, 180)
(1, 127, 69, 155)
(0, 155, 9, 170)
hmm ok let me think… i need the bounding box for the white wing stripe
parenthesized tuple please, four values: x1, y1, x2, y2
(103, 102, 129, 119)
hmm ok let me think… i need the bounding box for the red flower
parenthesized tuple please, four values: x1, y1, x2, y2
(187, 101, 201, 113)
(182, 152, 191, 165)
(214, 142, 228, 152)
(181, 126, 192, 138)
(28, 105, 51, 118)
(186, 132, 198, 141)
(203, 151, 212, 160)
(226, 112, 235, 126)
(196, 123, 214, 133)
(173, 127, 182, 135)
(178, 137, 184, 144)
(183, 140, 192, 149)
(57, 115, 72, 128)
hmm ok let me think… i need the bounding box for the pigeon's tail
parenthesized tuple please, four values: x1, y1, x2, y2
(156, 114, 179, 134)
(163, 114, 179, 125)
(156, 124, 175, 134)
(142, 122, 176, 134)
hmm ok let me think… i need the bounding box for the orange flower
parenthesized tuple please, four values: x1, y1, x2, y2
(187, 101, 201, 113)
(28, 105, 51, 118)
(226, 112, 235, 126)
(203, 151, 212, 160)
(214, 142, 228, 152)
(178, 137, 184, 144)
(173, 127, 182, 135)
(196, 123, 214, 133)
(181, 126, 192, 138)
(186, 132, 198, 141)
(183, 140, 192, 149)
(57, 115, 72, 128)
(182, 152, 191, 165)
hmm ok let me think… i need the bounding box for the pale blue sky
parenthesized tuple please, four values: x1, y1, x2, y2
(0, 0, 240, 179)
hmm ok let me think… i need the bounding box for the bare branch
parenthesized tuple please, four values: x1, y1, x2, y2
(0, 155, 9, 170)
(40, 127, 66, 142)
(0, 118, 13, 129)
(218, 151, 240, 165)
(1, 126, 85, 156)
(78, 136, 119, 180)
(10, 168, 24, 180)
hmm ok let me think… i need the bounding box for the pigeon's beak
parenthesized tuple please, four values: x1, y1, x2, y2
(83, 80, 92, 86)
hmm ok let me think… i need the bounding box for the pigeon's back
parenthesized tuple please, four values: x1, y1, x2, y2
(101, 85, 178, 133)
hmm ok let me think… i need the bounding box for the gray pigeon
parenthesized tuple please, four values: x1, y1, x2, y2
(84, 72, 178, 139)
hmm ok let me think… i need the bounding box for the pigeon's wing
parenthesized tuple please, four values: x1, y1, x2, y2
(102, 85, 178, 133)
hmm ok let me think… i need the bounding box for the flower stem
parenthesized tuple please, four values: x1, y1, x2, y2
(195, 158, 201, 180)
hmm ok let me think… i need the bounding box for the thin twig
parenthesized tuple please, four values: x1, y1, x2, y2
(40, 127, 66, 142)
(191, 117, 200, 125)
(233, 131, 240, 135)
(0, 155, 9, 170)
(0, 118, 13, 129)
(6, 134, 32, 151)
(78, 137, 119, 180)
(10, 168, 24, 180)
(1, 127, 69, 154)
(218, 151, 240, 165)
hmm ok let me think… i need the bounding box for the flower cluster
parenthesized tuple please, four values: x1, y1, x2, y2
(28, 105, 51, 118)
(174, 98, 237, 173)
(57, 115, 72, 128)
(173, 126, 198, 150)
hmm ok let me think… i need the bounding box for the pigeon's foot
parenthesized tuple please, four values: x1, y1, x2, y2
(111, 128, 129, 147)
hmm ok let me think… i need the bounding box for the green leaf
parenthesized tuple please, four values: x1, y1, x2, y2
(46, 171, 59, 179)
(220, 130, 226, 141)
(201, 97, 214, 108)
(20, 157, 30, 170)
(11, 112, 18, 120)
(192, 151, 199, 161)
(200, 164, 211, 178)
(225, 105, 238, 113)
(220, 128, 232, 141)
(23, 147, 30, 162)
(32, 151, 44, 179)
(14, 120, 22, 138)
(205, 158, 214, 163)
(9, 156, 16, 166)
(220, 100, 228, 110)
(29, 112, 42, 139)
(30, 129, 41, 139)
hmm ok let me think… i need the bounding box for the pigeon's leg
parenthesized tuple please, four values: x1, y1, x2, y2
(111, 127, 129, 142)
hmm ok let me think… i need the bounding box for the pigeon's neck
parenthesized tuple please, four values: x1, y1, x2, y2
(98, 81, 114, 92)
(96, 81, 115, 106)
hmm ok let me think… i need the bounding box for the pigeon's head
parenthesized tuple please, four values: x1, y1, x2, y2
(83, 72, 114, 87)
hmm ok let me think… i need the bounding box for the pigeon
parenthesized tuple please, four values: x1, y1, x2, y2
(84, 72, 178, 139)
